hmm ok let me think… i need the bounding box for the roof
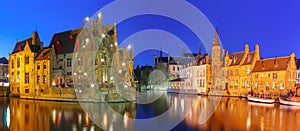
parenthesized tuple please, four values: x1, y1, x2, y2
(49, 25, 115, 55)
(170, 57, 194, 65)
(183, 53, 198, 57)
(195, 54, 209, 65)
(229, 51, 245, 66)
(35, 47, 53, 61)
(49, 28, 82, 55)
(169, 78, 184, 82)
(12, 32, 42, 54)
(252, 56, 291, 73)
(0, 57, 8, 64)
(141, 65, 153, 70)
(297, 59, 300, 70)
(212, 28, 220, 47)
(156, 57, 168, 63)
(243, 52, 255, 65)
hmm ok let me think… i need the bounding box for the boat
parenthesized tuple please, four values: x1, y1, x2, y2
(279, 97, 300, 106)
(247, 96, 275, 103)
(248, 101, 274, 108)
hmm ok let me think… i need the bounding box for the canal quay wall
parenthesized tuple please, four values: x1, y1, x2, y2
(11, 87, 133, 103)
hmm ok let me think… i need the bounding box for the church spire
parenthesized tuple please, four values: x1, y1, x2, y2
(212, 28, 220, 47)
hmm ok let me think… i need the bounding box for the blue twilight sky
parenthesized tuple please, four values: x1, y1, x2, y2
(0, 0, 300, 67)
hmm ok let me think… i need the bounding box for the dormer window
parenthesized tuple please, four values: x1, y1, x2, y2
(274, 58, 278, 68)
(247, 55, 252, 63)
(233, 56, 237, 63)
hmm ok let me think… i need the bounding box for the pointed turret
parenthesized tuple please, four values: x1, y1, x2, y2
(212, 28, 220, 47)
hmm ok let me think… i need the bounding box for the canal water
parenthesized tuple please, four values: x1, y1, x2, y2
(0, 93, 299, 131)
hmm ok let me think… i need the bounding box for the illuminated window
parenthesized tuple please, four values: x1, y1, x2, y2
(266, 82, 270, 91)
(11, 60, 14, 68)
(17, 71, 20, 82)
(247, 68, 251, 75)
(247, 81, 251, 88)
(273, 73, 278, 80)
(11, 72, 14, 82)
(255, 74, 258, 79)
(67, 58, 72, 67)
(37, 76, 40, 84)
(254, 83, 258, 89)
(273, 82, 276, 90)
(17, 58, 20, 68)
(25, 56, 29, 64)
(25, 73, 29, 83)
(280, 82, 285, 90)
(43, 75, 46, 84)
(234, 80, 238, 88)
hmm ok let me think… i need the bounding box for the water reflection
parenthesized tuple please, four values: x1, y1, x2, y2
(0, 94, 299, 131)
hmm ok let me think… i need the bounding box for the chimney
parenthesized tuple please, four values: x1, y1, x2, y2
(245, 44, 249, 53)
(182, 47, 185, 57)
(255, 44, 260, 60)
(255, 44, 259, 52)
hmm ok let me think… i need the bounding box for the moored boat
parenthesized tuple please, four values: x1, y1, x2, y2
(279, 97, 300, 106)
(247, 96, 275, 104)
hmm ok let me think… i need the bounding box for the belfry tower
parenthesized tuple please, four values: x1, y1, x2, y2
(211, 28, 222, 90)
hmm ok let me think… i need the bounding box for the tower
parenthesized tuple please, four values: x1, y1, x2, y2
(211, 28, 221, 89)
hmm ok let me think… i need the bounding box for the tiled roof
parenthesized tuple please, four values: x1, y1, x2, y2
(12, 32, 42, 54)
(35, 47, 53, 61)
(243, 52, 255, 65)
(49, 25, 115, 55)
(195, 54, 208, 65)
(229, 51, 245, 66)
(296, 58, 300, 70)
(49, 28, 82, 55)
(0, 57, 8, 64)
(252, 56, 290, 73)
